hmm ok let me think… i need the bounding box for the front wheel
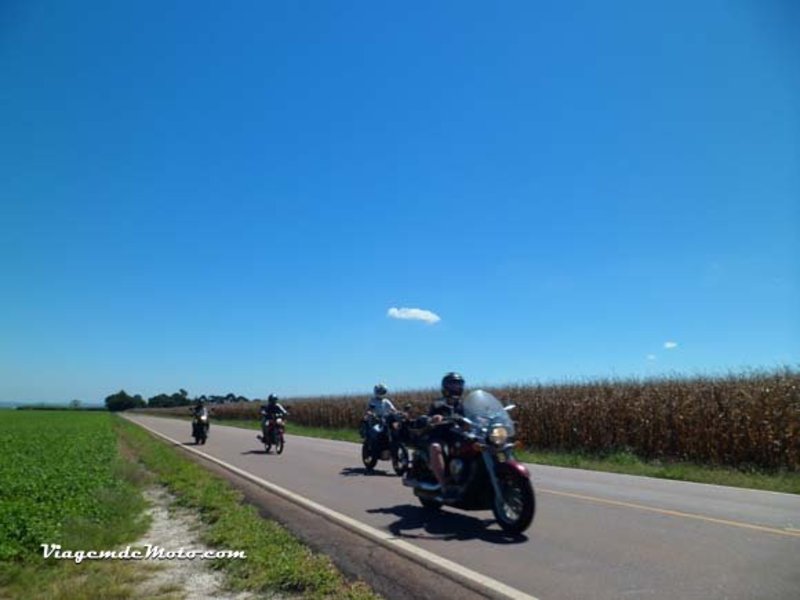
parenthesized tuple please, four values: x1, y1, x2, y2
(275, 433, 285, 455)
(362, 442, 378, 470)
(392, 444, 409, 476)
(492, 474, 535, 534)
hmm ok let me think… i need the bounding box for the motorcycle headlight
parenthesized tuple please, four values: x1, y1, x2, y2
(489, 426, 508, 446)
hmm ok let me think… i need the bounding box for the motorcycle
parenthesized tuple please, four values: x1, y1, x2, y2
(259, 415, 286, 454)
(361, 411, 409, 475)
(191, 411, 209, 445)
(403, 390, 535, 534)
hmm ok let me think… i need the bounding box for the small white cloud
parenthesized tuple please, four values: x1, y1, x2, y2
(387, 307, 441, 324)
(664, 341, 678, 350)
(646, 354, 657, 361)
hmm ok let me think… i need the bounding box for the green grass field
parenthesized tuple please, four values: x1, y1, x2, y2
(0, 411, 378, 599)
(0, 411, 147, 562)
(0, 411, 150, 599)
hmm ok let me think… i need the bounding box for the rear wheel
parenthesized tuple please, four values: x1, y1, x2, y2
(361, 442, 378, 470)
(492, 474, 535, 534)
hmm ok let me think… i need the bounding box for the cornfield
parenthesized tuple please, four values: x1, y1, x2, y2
(139, 369, 800, 471)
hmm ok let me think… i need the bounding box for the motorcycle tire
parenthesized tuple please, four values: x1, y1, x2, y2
(392, 445, 409, 476)
(276, 435, 285, 455)
(361, 442, 378, 470)
(492, 473, 535, 534)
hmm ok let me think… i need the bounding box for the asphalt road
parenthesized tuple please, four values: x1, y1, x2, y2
(127, 415, 800, 600)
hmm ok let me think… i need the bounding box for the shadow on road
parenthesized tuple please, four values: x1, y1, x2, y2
(340, 467, 393, 477)
(367, 504, 527, 545)
(241, 449, 269, 455)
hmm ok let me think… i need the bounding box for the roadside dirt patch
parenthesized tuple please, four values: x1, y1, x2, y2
(133, 486, 259, 600)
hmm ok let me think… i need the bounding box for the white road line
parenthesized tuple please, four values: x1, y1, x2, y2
(125, 416, 540, 600)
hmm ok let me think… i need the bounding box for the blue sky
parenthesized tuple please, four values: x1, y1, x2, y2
(1, 1, 798, 404)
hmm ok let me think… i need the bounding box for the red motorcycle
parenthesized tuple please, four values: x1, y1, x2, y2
(260, 415, 286, 454)
(403, 390, 535, 534)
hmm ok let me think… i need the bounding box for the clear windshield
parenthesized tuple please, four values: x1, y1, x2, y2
(461, 390, 515, 435)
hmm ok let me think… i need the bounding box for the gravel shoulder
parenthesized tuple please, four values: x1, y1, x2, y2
(134, 486, 258, 600)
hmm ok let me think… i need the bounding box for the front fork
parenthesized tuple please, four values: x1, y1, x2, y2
(481, 450, 506, 513)
(261, 421, 273, 442)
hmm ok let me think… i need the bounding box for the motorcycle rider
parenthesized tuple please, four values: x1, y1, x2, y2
(191, 399, 209, 420)
(360, 384, 398, 439)
(427, 372, 466, 498)
(258, 394, 288, 442)
(190, 399, 210, 434)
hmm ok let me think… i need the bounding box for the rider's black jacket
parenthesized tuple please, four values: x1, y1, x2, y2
(260, 403, 287, 420)
(427, 397, 464, 419)
(424, 398, 464, 447)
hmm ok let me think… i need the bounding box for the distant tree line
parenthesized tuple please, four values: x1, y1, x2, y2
(104, 391, 146, 411)
(104, 389, 254, 411)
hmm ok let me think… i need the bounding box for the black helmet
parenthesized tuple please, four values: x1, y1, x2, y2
(268, 394, 278, 404)
(441, 372, 465, 399)
(373, 383, 388, 397)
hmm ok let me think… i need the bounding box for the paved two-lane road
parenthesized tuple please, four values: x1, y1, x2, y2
(127, 415, 800, 599)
